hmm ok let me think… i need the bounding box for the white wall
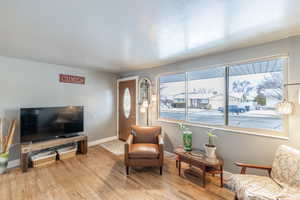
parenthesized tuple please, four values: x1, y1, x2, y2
(0, 56, 117, 161)
(120, 35, 300, 174)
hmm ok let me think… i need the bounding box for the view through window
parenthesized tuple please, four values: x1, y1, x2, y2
(158, 57, 286, 132)
(228, 59, 284, 131)
(187, 67, 225, 125)
(159, 73, 186, 121)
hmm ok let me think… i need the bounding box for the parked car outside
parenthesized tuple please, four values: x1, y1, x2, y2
(218, 105, 246, 114)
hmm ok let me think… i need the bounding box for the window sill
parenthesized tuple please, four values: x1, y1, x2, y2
(156, 118, 289, 140)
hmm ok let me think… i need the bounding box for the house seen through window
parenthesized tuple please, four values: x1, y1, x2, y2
(158, 57, 286, 132)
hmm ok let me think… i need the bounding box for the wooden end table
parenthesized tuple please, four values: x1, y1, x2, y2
(175, 147, 224, 188)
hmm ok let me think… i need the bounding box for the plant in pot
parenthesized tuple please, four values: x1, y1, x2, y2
(179, 123, 192, 151)
(204, 130, 217, 158)
(0, 118, 16, 174)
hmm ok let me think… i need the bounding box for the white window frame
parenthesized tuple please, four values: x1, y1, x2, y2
(157, 55, 289, 138)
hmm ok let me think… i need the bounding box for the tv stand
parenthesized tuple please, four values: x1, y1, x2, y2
(61, 133, 80, 138)
(20, 135, 88, 172)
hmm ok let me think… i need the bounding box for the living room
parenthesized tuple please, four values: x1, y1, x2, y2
(0, 1, 300, 200)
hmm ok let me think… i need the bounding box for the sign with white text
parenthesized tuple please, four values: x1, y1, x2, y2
(59, 74, 85, 84)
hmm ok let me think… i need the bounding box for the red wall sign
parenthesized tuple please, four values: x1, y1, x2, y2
(59, 74, 85, 84)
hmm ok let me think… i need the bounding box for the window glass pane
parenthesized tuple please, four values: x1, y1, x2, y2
(159, 73, 186, 120)
(228, 58, 285, 131)
(123, 88, 131, 119)
(187, 67, 225, 125)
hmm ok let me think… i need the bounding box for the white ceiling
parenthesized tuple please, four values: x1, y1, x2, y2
(0, 0, 300, 73)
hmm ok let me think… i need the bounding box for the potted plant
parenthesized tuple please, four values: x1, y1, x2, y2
(0, 118, 16, 174)
(204, 130, 217, 158)
(0, 152, 9, 174)
(179, 123, 192, 151)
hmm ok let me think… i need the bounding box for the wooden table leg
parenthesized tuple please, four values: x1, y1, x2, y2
(21, 152, 28, 173)
(202, 165, 206, 188)
(220, 165, 224, 188)
(78, 139, 88, 154)
(178, 160, 181, 176)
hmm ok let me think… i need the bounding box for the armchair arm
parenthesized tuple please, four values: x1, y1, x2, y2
(235, 162, 272, 176)
(158, 134, 164, 145)
(125, 135, 133, 163)
(127, 134, 134, 144)
(158, 135, 164, 163)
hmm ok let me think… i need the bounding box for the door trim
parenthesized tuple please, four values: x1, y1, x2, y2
(117, 76, 139, 139)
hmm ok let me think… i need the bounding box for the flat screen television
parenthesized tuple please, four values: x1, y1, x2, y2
(21, 106, 84, 143)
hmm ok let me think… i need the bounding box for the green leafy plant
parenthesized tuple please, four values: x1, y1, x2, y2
(178, 123, 188, 132)
(206, 129, 217, 147)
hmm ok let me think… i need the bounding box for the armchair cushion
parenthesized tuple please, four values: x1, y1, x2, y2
(228, 174, 282, 200)
(129, 144, 159, 159)
(271, 145, 300, 190)
(276, 189, 300, 200)
(228, 174, 300, 200)
(131, 125, 161, 144)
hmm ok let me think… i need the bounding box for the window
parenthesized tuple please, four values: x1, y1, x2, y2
(228, 59, 284, 131)
(159, 73, 186, 121)
(187, 67, 225, 125)
(158, 57, 287, 133)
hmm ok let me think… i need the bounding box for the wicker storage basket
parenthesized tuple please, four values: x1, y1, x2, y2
(30, 151, 57, 168)
(57, 146, 77, 160)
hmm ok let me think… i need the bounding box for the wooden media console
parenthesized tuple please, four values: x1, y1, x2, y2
(20, 135, 88, 172)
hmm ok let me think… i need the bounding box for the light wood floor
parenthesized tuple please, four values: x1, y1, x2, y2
(0, 146, 234, 200)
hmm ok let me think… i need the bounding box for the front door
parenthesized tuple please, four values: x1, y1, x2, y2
(118, 79, 136, 141)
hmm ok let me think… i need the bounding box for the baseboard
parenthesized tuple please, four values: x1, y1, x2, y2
(8, 159, 20, 169)
(164, 150, 175, 157)
(88, 136, 118, 147)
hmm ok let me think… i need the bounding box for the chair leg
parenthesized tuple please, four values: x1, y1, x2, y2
(126, 166, 129, 175)
(160, 166, 163, 175)
(176, 155, 179, 168)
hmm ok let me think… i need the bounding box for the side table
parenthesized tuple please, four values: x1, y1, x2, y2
(175, 147, 224, 188)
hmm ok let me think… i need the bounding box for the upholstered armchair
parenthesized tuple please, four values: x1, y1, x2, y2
(228, 145, 300, 200)
(124, 125, 164, 175)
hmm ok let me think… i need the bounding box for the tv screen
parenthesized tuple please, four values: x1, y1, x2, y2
(21, 106, 84, 143)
